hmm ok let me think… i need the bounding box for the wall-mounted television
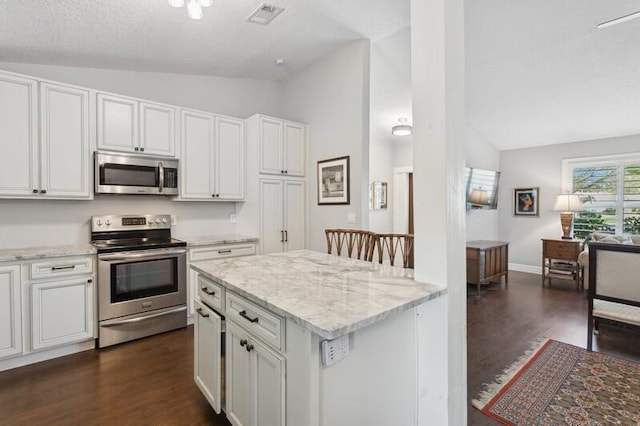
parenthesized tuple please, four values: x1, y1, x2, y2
(464, 167, 501, 210)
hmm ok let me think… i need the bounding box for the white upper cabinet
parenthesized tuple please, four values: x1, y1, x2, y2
(0, 73, 38, 196)
(255, 115, 306, 177)
(179, 109, 245, 201)
(0, 72, 92, 199)
(40, 82, 92, 198)
(97, 93, 176, 157)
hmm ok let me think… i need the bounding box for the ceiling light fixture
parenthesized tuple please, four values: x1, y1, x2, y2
(597, 10, 640, 29)
(168, 0, 213, 20)
(391, 117, 412, 136)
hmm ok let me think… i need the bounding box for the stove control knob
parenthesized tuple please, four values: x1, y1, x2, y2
(105, 219, 111, 226)
(96, 219, 102, 226)
(162, 217, 168, 224)
(155, 218, 162, 224)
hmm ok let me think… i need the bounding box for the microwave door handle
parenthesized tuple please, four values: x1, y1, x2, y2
(158, 162, 164, 193)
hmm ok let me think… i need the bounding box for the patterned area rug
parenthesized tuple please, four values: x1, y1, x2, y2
(472, 339, 640, 425)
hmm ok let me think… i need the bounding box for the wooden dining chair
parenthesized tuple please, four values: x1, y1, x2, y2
(325, 229, 376, 261)
(374, 233, 414, 268)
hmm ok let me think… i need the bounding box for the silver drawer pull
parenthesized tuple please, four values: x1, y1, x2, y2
(201, 287, 215, 296)
(196, 308, 210, 318)
(239, 310, 259, 323)
(51, 265, 76, 271)
(218, 249, 232, 254)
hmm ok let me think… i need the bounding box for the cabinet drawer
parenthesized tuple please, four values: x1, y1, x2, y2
(30, 256, 93, 280)
(190, 244, 256, 262)
(226, 292, 284, 352)
(545, 244, 580, 260)
(198, 275, 225, 313)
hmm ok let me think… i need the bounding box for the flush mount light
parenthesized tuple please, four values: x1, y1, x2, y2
(391, 117, 412, 136)
(597, 10, 640, 29)
(168, 0, 213, 19)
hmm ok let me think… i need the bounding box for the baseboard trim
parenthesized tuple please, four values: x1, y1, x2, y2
(508, 263, 541, 275)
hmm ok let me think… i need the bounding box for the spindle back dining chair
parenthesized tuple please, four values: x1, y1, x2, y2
(325, 229, 376, 261)
(373, 233, 414, 268)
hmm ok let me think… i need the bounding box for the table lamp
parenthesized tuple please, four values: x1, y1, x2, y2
(468, 188, 489, 208)
(552, 194, 584, 239)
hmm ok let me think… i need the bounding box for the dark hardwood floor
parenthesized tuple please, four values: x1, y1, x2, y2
(467, 271, 640, 425)
(2, 271, 639, 425)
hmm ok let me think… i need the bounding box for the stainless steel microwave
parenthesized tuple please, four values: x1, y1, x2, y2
(94, 151, 179, 195)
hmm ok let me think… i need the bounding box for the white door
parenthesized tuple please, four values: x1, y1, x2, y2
(0, 265, 22, 360)
(253, 339, 285, 426)
(283, 122, 306, 177)
(259, 117, 284, 175)
(215, 116, 245, 200)
(0, 73, 38, 196)
(194, 300, 222, 414)
(180, 109, 215, 199)
(40, 82, 92, 199)
(97, 93, 139, 153)
(140, 101, 176, 157)
(31, 277, 94, 351)
(260, 179, 285, 254)
(284, 181, 306, 251)
(226, 322, 253, 426)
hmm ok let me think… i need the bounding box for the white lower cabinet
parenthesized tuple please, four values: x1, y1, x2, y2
(194, 300, 223, 414)
(0, 265, 22, 360)
(30, 276, 94, 351)
(226, 320, 285, 426)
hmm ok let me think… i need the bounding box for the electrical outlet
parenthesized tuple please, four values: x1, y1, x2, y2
(321, 335, 349, 366)
(171, 215, 177, 226)
(347, 212, 356, 224)
(229, 213, 237, 224)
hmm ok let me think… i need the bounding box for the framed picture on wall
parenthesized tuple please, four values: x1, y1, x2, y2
(513, 187, 539, 216)
(317, 156, 350, 205)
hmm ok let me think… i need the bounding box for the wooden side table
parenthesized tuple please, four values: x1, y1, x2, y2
(466, 240, 509, 294)
(541, 239, 583, 289)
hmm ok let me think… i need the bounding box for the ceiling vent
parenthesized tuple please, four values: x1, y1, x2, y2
(247, 3, 284, 25)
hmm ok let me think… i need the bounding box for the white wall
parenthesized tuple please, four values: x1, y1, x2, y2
(499, 133, 640, 271)
(465, 126, 500, 241)
(281, 40, 371, 252)
(0, 63, 284, 249)
(369, 28, 412, 233)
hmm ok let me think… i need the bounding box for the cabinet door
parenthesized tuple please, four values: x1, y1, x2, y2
(140, 101, 176, 157)
(97, 93, 138, 153)
(40, 83, 92, 198)
(226, 322, 253, 426)
(0, 73, 38, 196)
(194, 300, 222, 414)
(258, 117, 284, 176)
(283, 121, 305, 177)
(31, 277, 94, 351)
(0, 265, 22, 359)
(284, 181, 306, 252)
(215, 116, 245, 200)
(260, 179, 285, 254)
(180, 109, 215, 199)
(253, 339, 285, 426)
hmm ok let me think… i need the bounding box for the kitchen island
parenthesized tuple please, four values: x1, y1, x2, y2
(191, 250, 447, 426)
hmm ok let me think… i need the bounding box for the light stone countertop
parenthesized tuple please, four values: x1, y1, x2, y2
(175, 234, 258, 247)
(0, 244, 97, 262)
(191, 249, 447, 340)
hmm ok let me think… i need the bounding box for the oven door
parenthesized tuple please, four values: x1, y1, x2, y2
(97, 248, 187, 321)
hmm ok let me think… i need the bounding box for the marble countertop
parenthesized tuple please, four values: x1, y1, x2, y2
(0, 244, 97, 262)
(175, 234, 258, 247)
(191, 249, 447, 340)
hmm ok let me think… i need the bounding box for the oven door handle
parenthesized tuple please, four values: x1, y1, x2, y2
(101, 306, 187, 326)
(98, 249, 187, 261)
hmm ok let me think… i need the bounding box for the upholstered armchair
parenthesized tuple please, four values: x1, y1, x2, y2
(578, 233, 640, 289)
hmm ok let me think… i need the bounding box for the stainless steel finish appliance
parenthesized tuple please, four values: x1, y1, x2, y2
(94, 151, 179, 195)
(92, 214, 187, 348)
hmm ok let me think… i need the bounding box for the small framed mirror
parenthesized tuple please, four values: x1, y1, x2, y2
(371, 181, 388, 210)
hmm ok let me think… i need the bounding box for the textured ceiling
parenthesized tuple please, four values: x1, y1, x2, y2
(0, 0, 409, 81)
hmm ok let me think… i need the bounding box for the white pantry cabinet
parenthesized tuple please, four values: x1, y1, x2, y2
(259, 179, 305, 254)
(0, 74, 92, 199)
(193, 300, 223, 414)
(179, 109, 245, 201)
(97, 93, 176, 157)
(250, 115, 306, 177)
(226, 320, 285, 426)
(0, 265, 22, 360)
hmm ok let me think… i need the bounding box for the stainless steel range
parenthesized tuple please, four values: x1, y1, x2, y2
(91, 214, 187, 348)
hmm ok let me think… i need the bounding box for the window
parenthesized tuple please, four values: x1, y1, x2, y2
(564, 154, 640, 239)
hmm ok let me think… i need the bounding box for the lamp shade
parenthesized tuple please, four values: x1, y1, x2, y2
(468, 189, 488, 205)
(552, 194, 584, 212)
